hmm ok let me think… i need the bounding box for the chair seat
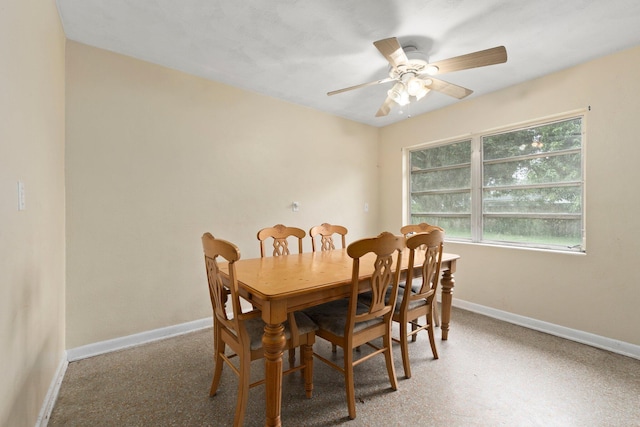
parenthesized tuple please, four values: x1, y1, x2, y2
(303, 299, 383, 337)
(394, 288, 428, 313)
(398, 275, 423, 292)
(399, 276, 439, 325)
(360, 287, 427, 313)
(244, 311, 318, 351)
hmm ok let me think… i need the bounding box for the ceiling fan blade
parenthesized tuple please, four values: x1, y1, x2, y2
(373, 37, 408, 69)
(327, 77, 395, 96)
(427, 46, 507, 74)
(425, 77, 473, 99)
(375, 96, 395, 117)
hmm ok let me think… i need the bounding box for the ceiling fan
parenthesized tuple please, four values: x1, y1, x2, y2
(327, 37, 507, 117)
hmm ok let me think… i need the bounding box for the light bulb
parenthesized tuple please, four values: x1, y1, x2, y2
(388, 82, 410, 106)
(425, 65, 439, 75)
(406, 77, 431, 101)
(406, 77, 423, 96)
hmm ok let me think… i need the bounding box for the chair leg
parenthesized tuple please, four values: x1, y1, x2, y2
(234, 351, 251, 427)
(302, 343, 314, 398)
(434, 300, 440, 327)
(210, 330, 225, 396)
(399, 320, 411, 379)
(428, 313, 439, 359)
(411, 321, 418, 342)
(344, 346, 357, 420)
(383, 325, 399, 391)
(288, 347, 296, 368)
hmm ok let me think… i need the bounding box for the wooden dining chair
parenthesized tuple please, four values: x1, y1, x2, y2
(400, 222, 444, 236)
(400, 222, 444, 326)
(202, 233, 317, 427)
(309, 223, 348, 252)
(302, 231, 404, 420)
(257, 224, 307, 366)
(309, 223, 350, 352)
(257, 224, 306, 257)
(393, 229, 444, 378)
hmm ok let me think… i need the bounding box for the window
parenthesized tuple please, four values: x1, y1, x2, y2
(407, 115, 585, 252)
(410, 140, 472, 239)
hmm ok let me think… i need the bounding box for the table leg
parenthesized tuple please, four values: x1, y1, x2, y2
(263, 322, 285, 427)
(440, 269, 455, 340)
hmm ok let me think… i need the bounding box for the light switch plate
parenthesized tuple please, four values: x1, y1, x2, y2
(17, 181, 25, 211)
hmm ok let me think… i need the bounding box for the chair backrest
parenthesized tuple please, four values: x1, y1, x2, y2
(400, 222, 444, 237)
(347, 231, 405, 326)
(309, 223, 348, 252)
(404, 229, 444, 304)
(257, 224, 306, 257)
(202, 233, 243, 334)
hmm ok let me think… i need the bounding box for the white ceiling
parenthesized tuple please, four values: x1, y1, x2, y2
(56, 0, 640, 127)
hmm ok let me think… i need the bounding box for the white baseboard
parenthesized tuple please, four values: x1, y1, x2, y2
(452, 299, 640, 360)
(64, 305, 640, 363)
(66, 317, 213, 362)
(36, 356, 68, 427)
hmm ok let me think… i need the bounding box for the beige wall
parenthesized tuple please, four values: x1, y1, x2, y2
(379, 45, 640, 346)
(65, 41, 380, 348)
(0, 1, 66, 426)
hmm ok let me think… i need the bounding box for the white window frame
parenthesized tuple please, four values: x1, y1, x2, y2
(403, 109, 587, 253)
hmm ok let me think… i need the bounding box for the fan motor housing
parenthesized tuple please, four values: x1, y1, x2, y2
(389, 45, 428, 78)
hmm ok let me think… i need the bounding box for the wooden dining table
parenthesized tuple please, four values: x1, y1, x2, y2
(223, 248, 460, 426)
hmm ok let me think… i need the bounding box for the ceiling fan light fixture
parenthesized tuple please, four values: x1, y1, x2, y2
(406, 77, 423, 96)
(388, 82, 410, 106)
(425, 64, 439, 75)
(406, 77, 430, 101)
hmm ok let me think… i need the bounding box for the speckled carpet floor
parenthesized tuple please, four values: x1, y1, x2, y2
(48, 307, 640, 426)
